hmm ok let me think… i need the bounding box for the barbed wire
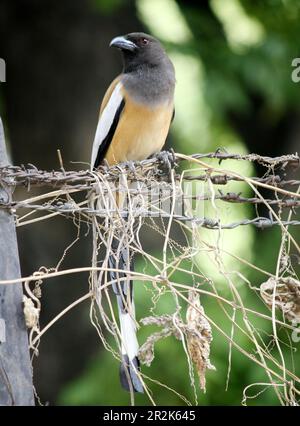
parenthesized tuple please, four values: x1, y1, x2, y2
(0, 151, 299, 229)
(2, 192, 300, 210)
(0, 151, 299, 189)
(1, 199, 300, 229)
(187, 150, 300, 167)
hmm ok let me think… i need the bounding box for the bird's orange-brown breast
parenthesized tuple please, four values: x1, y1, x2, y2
(104, 85, 174, 166)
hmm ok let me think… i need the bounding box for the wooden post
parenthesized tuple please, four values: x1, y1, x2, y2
(0, 118, 34, 406)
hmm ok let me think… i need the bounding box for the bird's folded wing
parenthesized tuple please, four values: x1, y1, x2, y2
(91, 78, 125, 169)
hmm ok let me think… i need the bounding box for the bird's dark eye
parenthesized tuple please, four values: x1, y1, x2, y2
(140, 38, 149, 46)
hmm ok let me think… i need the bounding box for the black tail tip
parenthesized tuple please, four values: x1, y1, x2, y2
(120, 355, 144, 393)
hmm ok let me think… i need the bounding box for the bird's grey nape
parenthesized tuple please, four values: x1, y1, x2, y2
(122, 59, 175, 106)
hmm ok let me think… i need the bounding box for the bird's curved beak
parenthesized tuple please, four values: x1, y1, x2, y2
(109, 36, 137, 52)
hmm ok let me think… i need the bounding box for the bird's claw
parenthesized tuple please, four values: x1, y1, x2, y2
(122, 160, 138, 178)
(156, 150, 177, 175)
(101, 158, 110, 171)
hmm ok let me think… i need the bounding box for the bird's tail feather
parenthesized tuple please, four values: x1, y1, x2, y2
(108, 237, 143, 393)
(119, 312, 143, 393)
(120, 354, 142, 393)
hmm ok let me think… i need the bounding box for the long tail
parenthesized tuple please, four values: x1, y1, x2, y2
(109, 238, 143, 393)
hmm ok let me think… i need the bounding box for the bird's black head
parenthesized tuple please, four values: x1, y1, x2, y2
(110, 32, 169, 73)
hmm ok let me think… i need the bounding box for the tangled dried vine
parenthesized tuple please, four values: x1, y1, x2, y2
(0, 150, 299, 405)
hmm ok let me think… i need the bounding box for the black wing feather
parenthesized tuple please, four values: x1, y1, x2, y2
(93, 99, 125, 169)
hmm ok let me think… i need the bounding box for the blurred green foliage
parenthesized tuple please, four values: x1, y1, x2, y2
(91, 0, 128, 15)
(176, 0, 300, 116)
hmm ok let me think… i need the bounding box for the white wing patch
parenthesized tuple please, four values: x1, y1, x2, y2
(91, 82, 123, 169)
(120, 311, 139, 361)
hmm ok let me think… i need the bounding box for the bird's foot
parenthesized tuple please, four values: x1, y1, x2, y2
(121, 160, 138, 178)
(156, 149, 177, 175)
(101, 158, 110, 171)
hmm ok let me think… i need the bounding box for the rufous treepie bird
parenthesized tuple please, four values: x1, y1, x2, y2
(91, 32, 176, 393)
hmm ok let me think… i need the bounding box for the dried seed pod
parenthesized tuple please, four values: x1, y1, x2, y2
(186, 290, 215, 392)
